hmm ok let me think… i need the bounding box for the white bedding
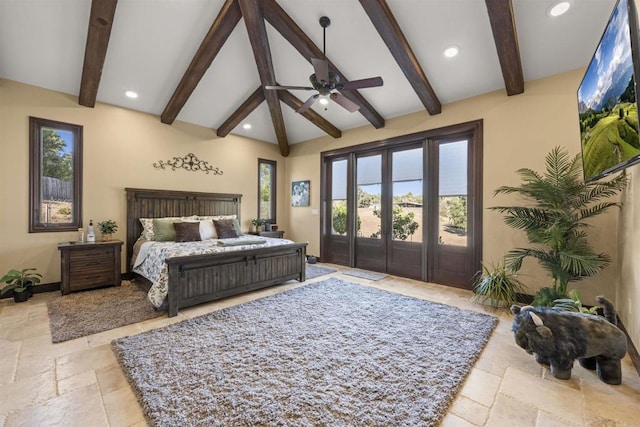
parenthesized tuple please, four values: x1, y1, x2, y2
(133, 235, 295, 308)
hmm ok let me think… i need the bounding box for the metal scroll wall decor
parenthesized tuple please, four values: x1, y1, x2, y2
(153, 153, 223, 175)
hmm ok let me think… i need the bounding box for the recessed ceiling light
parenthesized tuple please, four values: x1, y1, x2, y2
(242, 123, 252, 130)
(548, 1, 571, 17)
(443, 46, 459, 58)
(124, 90, 138, 99)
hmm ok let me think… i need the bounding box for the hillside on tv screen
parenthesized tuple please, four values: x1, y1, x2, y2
(578, 0, 640, 181)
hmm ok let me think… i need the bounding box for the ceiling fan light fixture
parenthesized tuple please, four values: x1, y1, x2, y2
(124, 90, 138, 99)
(443, 46, 459, 58)
(242, 123, 252, 130)
(548, 1, 571, 17)
(264, 15, 382, 115)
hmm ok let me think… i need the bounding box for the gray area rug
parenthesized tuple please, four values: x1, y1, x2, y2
(305, 263, 337, 280)
(112, 278, 498, 426)
(47, 281, 164, 343)
(343, 268, 388, 281)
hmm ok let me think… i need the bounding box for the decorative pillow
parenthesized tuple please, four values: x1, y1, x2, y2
(174, 222, 201, 242)
(154, 218, 178, 241)
(139, 216, 197, 240)
(231, 218, 242, 236)
(199, 220, 216, 240)
(197, 215, 236, 220)
(139, 218, 157, 240)
(213, 219, 239, 239)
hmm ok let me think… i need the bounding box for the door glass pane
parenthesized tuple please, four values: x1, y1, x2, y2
(357, 155, 381, 239)
(331, 159, 348, 235)
(392, 148, 422, 242)
(439, 140, 468, 246)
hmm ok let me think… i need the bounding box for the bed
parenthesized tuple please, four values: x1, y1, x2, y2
(126, 188, 307, 317)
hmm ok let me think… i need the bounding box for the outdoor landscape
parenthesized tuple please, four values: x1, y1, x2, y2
(40, 128, 73, 223)
(332, 190, 467, 246)
(579, 95, 640, 180)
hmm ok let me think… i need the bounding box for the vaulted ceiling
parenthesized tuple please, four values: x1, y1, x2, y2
(0, 0, 616, 156)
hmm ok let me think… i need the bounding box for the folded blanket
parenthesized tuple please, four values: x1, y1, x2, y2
(217, 238, 266, 246)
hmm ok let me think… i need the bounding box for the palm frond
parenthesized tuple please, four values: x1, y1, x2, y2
(544, 147, 574, 185)
(504, 247, 554, 270)
(575, 181, 626, 207)
(578, 203, 622, 221)
(558, 250, 610, 277)
(515, 168, 544, 183)
(493, 185, 523, 196)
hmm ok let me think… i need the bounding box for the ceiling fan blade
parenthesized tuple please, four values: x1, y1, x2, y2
(330, 92, 360, 113)
(339, 76, 384, 91)
(265, 85, 314, 91)
(311, 57, 330, 84)
(296, 94, 319, 113)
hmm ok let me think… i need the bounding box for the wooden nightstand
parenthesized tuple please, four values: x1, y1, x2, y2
(259, 230, 285, 238)
(57, 240, 123, 295)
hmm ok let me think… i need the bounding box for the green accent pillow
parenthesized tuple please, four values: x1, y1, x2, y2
(232, 218, 242, 236)
(153, 218, 177, 241)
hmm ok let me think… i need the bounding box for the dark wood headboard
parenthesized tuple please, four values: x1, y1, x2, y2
(125, 188, 242, 272)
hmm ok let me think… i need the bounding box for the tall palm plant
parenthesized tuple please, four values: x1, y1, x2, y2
(490, 146, 627, 305)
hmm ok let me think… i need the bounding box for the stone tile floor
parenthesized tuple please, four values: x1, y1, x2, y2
(1, 264, 639, 426)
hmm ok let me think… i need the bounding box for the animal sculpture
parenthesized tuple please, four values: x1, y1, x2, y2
(510, 296, 627, 385)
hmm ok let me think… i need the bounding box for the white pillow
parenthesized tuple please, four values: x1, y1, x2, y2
(196, 215, 237, 221)
(196, 215, 237, 240)
(199, 220, 216, 240)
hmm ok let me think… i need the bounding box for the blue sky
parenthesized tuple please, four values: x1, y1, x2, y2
(57, 130, 73, 154)
(578, 0, 633, 110)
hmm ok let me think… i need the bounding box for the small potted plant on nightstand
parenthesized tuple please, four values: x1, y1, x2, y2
(250, 218, 265, 233)
(0, 268, 42, 303)
(98, 220, 118, 241)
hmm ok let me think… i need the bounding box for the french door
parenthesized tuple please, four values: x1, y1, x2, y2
(321, 120, 483, 289)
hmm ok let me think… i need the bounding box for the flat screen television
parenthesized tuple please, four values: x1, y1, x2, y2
(578, 0, 640, 182)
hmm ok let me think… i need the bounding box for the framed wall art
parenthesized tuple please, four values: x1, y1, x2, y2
(291, 180, 310, 207)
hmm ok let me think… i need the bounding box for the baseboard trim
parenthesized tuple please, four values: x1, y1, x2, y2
(122, 272, 135, 281)
(616, 318, 640, 378)
(35, 282, 61, 294)
(0, 276, 143, 299)
(0, 281, 61, 299)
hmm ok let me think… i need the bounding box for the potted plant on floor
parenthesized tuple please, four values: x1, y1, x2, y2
(0, 268, 42, 303)
(473, 260, 526, 307)
(98, 220, 118, 241)
(553, 289, 599, 314)
(489, 146, 627, 306)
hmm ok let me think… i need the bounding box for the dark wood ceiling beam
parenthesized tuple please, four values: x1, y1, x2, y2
(216, 86, 265, 137)
(78, 0, 118, 107)
(262, 0, 385, 129)
(238, 0, 289, 156)
(359, 0, 441, 115)
(485, 0, 524, 95)
(161, 0, 242, 124)
(278, 91, 342, 138)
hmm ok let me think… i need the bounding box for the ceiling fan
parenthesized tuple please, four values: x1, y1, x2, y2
(265, 16, 383, 114)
